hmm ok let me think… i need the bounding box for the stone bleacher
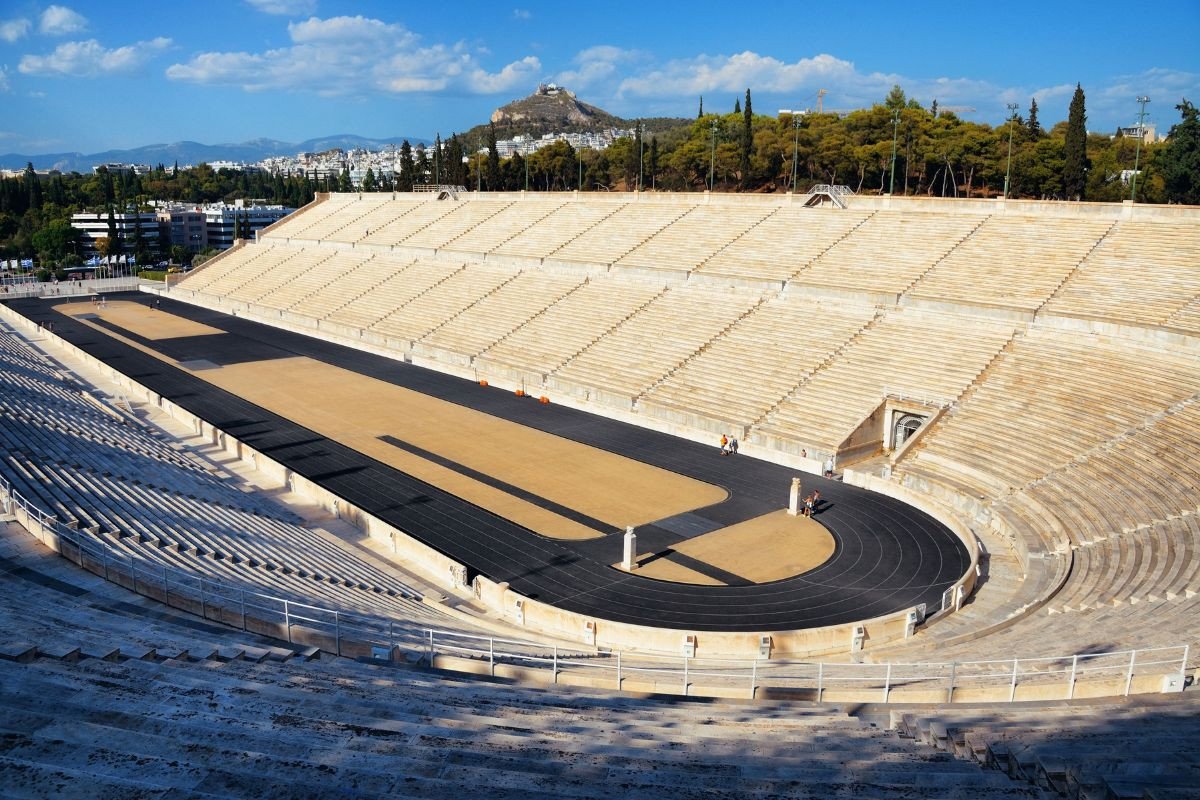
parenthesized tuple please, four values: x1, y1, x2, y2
(754, 308, 1017, 455)
(1041, 220, 1200, 329)
(638, 295, 879, 436)
(614, 204, 777, 276)
(905, 215, 1115, 313)
(0, 329, 442, 625)
(548, 201, 691, 266)
(892, 699, 1200, 800)
(474, 275, 666, 386)
(791, 210, 984, 300)
(546, 284, 765, 409)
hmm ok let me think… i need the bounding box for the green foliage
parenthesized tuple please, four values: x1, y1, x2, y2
(1063, 84, 1089, 200)
(1160, 99, 1200, 205)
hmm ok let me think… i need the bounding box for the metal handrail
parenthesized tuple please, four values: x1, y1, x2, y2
(0, 472, 1190, 702)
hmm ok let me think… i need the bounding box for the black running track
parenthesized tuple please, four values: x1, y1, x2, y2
(4, 295, 970, 632)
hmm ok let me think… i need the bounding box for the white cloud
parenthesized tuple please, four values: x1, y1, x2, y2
(0, 17, 31, 42)
(246, 0, 318, 14)
(166, 14, 540, 96)
(18, 37, 172, 77)
(0, 66, 10, 93)
(512, 9, 531, 20)
(39, 5, 87, 35)
(555, 45, 644, 91)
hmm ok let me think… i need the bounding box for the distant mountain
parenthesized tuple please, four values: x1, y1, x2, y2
(1, 134, 431, 173)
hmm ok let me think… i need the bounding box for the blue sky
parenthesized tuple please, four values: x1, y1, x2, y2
(2, 0, 1198, 154)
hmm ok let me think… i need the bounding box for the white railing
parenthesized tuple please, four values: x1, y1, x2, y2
(0, 469, 1190, 703)
(882, 387, 957, 409)
(0, 276, 140, 299)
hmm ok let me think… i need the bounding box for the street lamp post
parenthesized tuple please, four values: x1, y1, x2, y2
(637, 122, 645, 192)
(476, 140, 481, 192)
(578, 138, 583, 191)
(889, 108, 901, 195)
(791, 114, 801, 192)
(709, 119, 718, 191)
(524, 149, 529, 192)
(1130, 96, 1150, 203)
(1004, 102, 1019, 199)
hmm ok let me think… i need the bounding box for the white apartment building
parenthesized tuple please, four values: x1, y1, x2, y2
(70, 211, 160, 256)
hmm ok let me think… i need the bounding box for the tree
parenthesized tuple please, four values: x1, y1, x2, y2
(398, 140, 414, 191)
(1063, 83, 1089, 200)
(105, 207, 122, 256)
(1160, 99, 1200, 204)
(649, 136, 659, 190)
(734, 97, 741, 114)
(361, 167, 377, 192)
(31, 219, 80, 263)
(486, 123, 501, 190)
(885, 85, 907, 111)
(23, 163, 43, 211)
(740, 89, 753, 188)
(698, 96, 703, 118)
(337, 167, 353, 193)
(1027, 98, 1042, 138)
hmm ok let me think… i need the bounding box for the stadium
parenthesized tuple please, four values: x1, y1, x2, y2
(2, 187, 1199, 798)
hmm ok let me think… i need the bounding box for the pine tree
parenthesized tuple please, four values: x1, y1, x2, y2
(337, 167, 352, 193)
(734, 98, 741, 114)
(1161, 99, 1200, 205)
(740, 88, 753, 189)
(930, 99, 939, 118)
(1026, 98, 1042, 138)
(106, 207, 122, 256)
(486, 122, 501, 190)
(698, 96, 703, 118)
(1063, 83, 1089, 200)
(361, 167, 376, 192)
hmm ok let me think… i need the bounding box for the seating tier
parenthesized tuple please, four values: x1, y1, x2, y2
(793, 211, 983, 296)
(755, 309, 1016, 452)
(640, 296, 878, 430)
(1041, 220, 1200, 326)
(615, 205, 776, 274)
(907, 216, 1114, 311)
(475, 276, 665, 379)
(546, 285, 764, 402)
(695, 207, 873, 283)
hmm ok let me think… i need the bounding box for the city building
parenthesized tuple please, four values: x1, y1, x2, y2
(70, 210, 160, 257)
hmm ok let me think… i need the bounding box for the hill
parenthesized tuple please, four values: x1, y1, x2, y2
(459, 84, 689, 145)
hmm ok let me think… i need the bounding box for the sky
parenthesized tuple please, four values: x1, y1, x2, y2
(1, 0, 1198, 155)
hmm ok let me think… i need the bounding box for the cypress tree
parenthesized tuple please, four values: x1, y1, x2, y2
(486, 123, 501, 190)
(398, 140, 414, 191)
(734, 98, 741, 114)
(1026, 98, 1042, 138)
(649, 136, 659, 190)
(740, 88, 753, 189)
(698, 96, 703, 118)
(1063, 83, 1089, 200)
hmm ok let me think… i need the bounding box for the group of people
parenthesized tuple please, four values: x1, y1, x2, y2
(801, 489, 821, 517)
(718, 434, 739, 456)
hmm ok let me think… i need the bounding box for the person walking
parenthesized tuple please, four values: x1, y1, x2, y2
(719, 434, 728, 455)
(730, 437, 739, 455)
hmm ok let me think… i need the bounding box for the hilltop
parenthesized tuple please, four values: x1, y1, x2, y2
(459, 84, 688, 145)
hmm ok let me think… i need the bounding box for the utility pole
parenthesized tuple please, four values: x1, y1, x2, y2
(889, 108, 901, 195)
(1004, 102, 1019, 199)
(1130, 96, 1150, 203)
(637, 121, 645, 192)
(791, 114, 801, 192)
(709, 119, 718, 191)
(578, 138, 583, 191)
